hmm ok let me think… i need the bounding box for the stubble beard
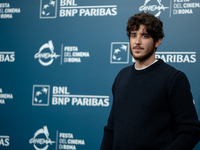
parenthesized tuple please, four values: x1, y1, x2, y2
(130, 44, 156, 62)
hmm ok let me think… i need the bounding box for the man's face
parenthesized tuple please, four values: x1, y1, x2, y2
(130, 25, 157, 62)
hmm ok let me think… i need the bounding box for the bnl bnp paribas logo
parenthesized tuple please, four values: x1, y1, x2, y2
(0, 51, 15, 62)
(0, 135, 9, 147)
(110, 42, 129, 64)
(32, 85, 110, 107)
(40, 0, 57, 18)
(139, 0, 169, 17)
(32, 85, 50, 106)
(40, 0, 117, 19)
(110, 43, 196, 64)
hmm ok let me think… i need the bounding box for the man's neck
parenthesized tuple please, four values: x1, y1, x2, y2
(135, 56, 157, 69)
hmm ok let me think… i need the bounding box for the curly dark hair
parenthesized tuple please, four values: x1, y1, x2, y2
(126, 12, 164, 43)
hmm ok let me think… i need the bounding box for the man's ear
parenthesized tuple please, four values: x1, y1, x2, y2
(155, 38, 162, 48)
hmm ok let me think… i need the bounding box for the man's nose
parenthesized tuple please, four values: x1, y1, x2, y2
(135, 36, 142, 45)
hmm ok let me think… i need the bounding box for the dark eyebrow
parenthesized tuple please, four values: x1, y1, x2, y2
(141, 33, 149, 35)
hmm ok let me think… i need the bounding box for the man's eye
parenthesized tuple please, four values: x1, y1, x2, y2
(131, 34, 136, 37)
(143, 35, 150, 38)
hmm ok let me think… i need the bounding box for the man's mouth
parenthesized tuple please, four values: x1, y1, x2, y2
(133, 46, 144, 51)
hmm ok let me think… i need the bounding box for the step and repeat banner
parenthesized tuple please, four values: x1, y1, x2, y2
(1, 0, 200, 149)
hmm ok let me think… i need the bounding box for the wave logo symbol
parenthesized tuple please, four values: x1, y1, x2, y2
(34, 40, 60, 66)
(139, 0, 169, 17)
(29, 126, 55, 150)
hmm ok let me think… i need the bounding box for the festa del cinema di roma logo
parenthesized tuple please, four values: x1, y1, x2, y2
(34, 40, 60, 66)
(139, 0, 169, 17)
(29, 126, 55, 150)
(30, 126, 85, 150)
(34, 40, 90, 66)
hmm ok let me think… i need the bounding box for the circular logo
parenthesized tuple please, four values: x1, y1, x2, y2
(139, 0, 169, 17)
(34, 41, 60, 66)
(29, 126, 55, 150)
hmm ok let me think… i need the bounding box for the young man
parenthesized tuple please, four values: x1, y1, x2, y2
(100, 12, 200, 150)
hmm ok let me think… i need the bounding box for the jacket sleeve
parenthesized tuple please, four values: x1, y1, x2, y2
(166, 71, 200, 150)
(100, 79, 116, 150)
